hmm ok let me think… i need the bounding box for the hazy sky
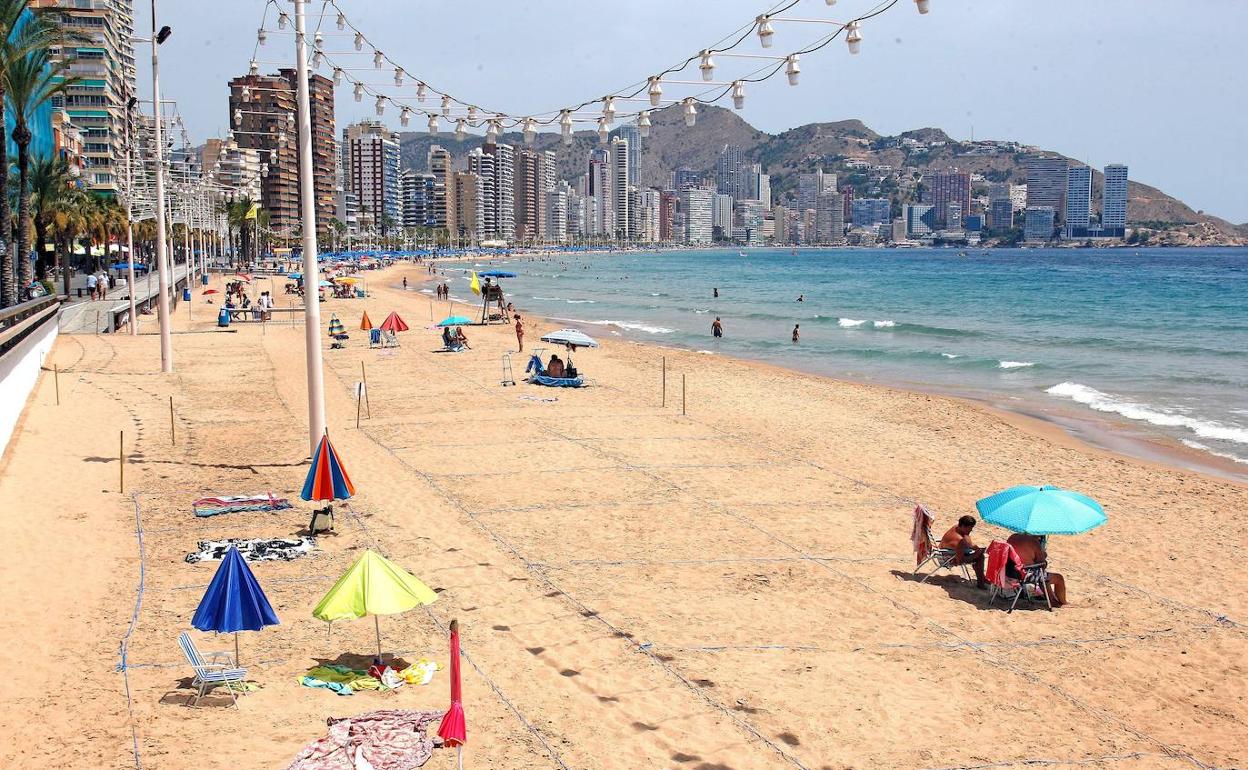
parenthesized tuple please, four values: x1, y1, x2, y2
(136, 0, 1248, 223)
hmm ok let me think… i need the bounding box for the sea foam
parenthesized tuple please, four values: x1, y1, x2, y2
(838, 318, 867, 328)
(1047, 382, 1248, 445)
(998, 361, 1035, 369)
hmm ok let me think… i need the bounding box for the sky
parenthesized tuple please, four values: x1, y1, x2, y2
(136, 0, 1248, 223)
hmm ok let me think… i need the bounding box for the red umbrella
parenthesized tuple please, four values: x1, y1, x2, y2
(437, 619, 467, 767)
(379, 312, 409, 333)
(202, 289, 219, 295)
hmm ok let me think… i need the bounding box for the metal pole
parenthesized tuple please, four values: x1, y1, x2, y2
(294, 0, 326, 456)
(360, 360, 370, 418)
(661, 356, 666, 407)
(169, 395, 175, 445)
(53, 364, 59, 405)
(682, 374, 686, 416)
(123, 108, 138, 336)
(150, 0, 173, 372)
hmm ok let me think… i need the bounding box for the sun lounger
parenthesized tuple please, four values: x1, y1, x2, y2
(381, 329, 399, 348)
(178, 631, 248, 707)
(369, 328, 381, 348)
(985, 540, 1052, 613)
(911, 505, 970, 583)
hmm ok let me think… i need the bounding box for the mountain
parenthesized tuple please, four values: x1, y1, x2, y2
(398, 105, 1245, 245)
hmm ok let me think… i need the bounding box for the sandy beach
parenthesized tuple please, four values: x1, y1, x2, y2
(0, 262, 1244, 770)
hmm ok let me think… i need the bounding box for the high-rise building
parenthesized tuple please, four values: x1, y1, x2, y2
(659, 191, 678, 241)
(1025, 155, 1068, 216)
(773, 206, 790, 243)
(401, 169, 435, 229)
(1102, 164, 1129, 237)
(343, 121, 401, 231)
(747, 164, 771, 207)
(616, 123, 641, 185)
(611, 137, 630, 240)
(466, 147, 497, 238)
(514, 148, 547, 242)
(228, 69, 335, 236)
(681, 187, 713, 244)
(545, 183, 569, 243)
(672, 166, 699, 191)
(37, 0, 136, 194)
(1064, 164, 1092, 238)
(567, 188, 586, 239)
(451, 171, 482, 243)
(738, 199, 764, 245)
(928, 169, 970, 229)
(712, 194, 734, 234)
(815, 192, 844, 243)
(850, 198, 890, 228)
(797, 170, 837, 214)
(637, 189, 661, 243)
(427, 145, 454, 234)
(716, 144, 745, 201)
(990, 199, 1013, 233)
(480, 143, 515, 241)
(1023, 206, 1056, 241)
(905, 203, 936, 237)
(586, 148, 610, 237)
(840, 185, 854, 222)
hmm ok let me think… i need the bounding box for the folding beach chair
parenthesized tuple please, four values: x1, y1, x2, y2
(177, 631, 249, 707)
(985, 540, 1052, 613)
(911, 505, 971, 583)
(381, 329, 399, 348)
(369, 328, 381, 348)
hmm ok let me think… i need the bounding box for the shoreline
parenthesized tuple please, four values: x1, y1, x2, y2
(423, 258, 1248, 487)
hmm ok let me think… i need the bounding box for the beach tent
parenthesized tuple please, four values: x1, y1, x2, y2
(379, 311, 409, 333)
(312, 550, 438, 659)
(975, 485, 1106, 535)
(191, 546, 279, 663)
(437, 619, 467, 769)
(360, 311, 373, 330)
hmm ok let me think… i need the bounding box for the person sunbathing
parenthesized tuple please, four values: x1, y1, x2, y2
(442, 327, 454, 348)
(454, 327, 471, 349)
(940, 515, 987, 589)
(1006, 533, 1066, 607)
(546, 355, 565, 378)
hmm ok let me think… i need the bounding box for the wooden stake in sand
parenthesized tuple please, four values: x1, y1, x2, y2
(119, 430, 125, 492)
(53, 364, 60, 406)
(356, 389, 362, 430)
(661, 357, 666, 407)
(682, 374, 687, 416)
(360, 361, 371, 418)
(169, 396, 175, 445)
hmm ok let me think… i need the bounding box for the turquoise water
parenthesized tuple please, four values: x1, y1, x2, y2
(444, 247, 1248, 472)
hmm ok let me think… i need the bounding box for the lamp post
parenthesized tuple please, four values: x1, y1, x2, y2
(294, 0, 326, 454)
(148, 7, 174, 372)
(123, 96, 138, 335)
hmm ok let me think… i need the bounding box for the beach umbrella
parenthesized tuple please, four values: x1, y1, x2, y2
(379, 311, 409, 333)
(477, 270, 516, 278)
(360, 311, 373, 330)
(301, 432, 355, 503)
(327, 315, 346, 336)
(437, 315, 473, 327)
(191, 546, 280, 663)
(975, 484, 1106, 535)
(312, 550, 438, 659)
(202, 289, 219, 295)
(288, 272, 303, 280)
(233, 274, 253, 283)
(319, 280, 333, 288)
(540, 328, 598, 349)
(437, 619, 467, 768)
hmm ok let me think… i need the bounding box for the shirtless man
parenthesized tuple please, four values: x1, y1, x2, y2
(1007, 532, 1066, 607)
(940, 515, 987, 589)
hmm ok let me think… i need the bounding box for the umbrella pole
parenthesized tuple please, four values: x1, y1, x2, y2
(457, 745, 463, 770)
(234, 632, 240, 665)
(375, 615, 382, 661)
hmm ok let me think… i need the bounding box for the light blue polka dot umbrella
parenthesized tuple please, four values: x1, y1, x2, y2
(975, 484, 1106, 535)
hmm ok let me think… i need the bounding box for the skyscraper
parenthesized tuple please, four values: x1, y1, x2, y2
(797, 170, 836, 214)
(1025, 155, 1068, 215)
(37, 0, 136, 194)
(343, 121, 402, 231)
(451, 171, 482, 243)
(611, 137, 630, 240)
(1064, 164, 1092, 237)
(905, 203, 936, 237)
(401, 169, 435, 229)
(466, 147, 497, 238)
(815, 192, 844, 243)
(850, 198, 890, 228)
(716, 144, 745, 201)
(712, 194, 734, 235)
(680, 188, 713, 245)
(1024, 206, 1056, 241)
(586, 148, 610, 237)
(637, 189, 661, 243)
(928, 169, 970, 229)
(1102, 164, 1129, 237)
(484, 143, 515, 241)
(427, 145, 454, 234)
(546, 183, 569, 243)
(616, 123, 641, 185)
(514, 148, 547, 242)
(672, 167, 699, 191)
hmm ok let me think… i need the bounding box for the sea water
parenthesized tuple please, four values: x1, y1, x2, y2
(449, 247, 1248, 473)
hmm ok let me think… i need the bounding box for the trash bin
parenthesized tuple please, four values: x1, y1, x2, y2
(182, 287, 191, 302)
(217, 307, 230, 327)
(201, 273, 209, 286)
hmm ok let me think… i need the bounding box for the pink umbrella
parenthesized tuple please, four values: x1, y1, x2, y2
(437, 619, 466, 768)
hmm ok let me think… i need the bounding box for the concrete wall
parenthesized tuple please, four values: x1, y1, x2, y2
(0, 318, 58, 460)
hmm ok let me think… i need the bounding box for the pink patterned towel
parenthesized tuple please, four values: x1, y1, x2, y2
(287, 709, 444, 770)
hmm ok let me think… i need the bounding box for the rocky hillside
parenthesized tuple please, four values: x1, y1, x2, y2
(398, 106, 1246, 244)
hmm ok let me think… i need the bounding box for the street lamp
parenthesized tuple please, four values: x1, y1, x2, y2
(136, 5, 174, 372)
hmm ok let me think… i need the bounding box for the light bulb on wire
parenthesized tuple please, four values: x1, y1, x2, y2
(682, 98, 697, 127)
(523, 118, 537, 145)
(647, 77, 662, 107)
(373, 50, 383, 68)
(400, 106, 411, 127)
(394, 67, 404, 86)
(757, 15, 774, 48)
(597, 117, 609, 144)
(732, 81, 745, 109)
(353, 82, 364, 102)
(846, 21, 862, 54)
(336, 12, 345, 29)
(786, 54, 801, 85)
(454, 119, 466, 142)
(560, 111, 573, 144)
(638, 111, 651, 138)
(416, 82, 427, 103)
(699, 50, 715, 81)
(354, 31, 363, 50)
(427, 114, 439, 135)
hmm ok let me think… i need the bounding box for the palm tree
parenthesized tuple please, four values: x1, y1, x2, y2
(29, 152, 71, 281)
(6, 38, 75, 297)
(0, 2, 71, 304)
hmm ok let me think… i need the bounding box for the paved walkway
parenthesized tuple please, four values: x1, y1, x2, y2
(59, 265, 192, 334)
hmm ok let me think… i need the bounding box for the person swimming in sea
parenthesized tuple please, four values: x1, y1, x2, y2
(792, 324, 800, 343)
(796, 294, 804, 302)
(712, 317, 723, 338)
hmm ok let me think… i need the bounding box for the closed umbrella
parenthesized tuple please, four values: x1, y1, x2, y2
(312, 550, 438, 659)
(975, 485, 1106, 535)
(360, 311, 373, 330)
(301, 432, 355, 503)
(437, 619, 467, 769)
(379, 311, 409, 332)
(191, 546, 279, 663)
(327, 315, 345, 336)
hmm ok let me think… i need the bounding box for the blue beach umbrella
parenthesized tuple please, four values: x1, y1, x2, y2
(437, 315, 473, 327)
(191, 546, 280, 663)
(477, 270, 517, 278)
(975, 484, 1106, 535)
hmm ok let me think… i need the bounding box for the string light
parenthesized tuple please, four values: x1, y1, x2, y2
(373, 50, 383, 68)
(257, 27, 266, 45)
(682, 97, 697, 127)
(454, 119, 466, 141)
(699, 49, 716, 81)
(375, 95, 385, 115)
(647, 76, 662, 107)
(559, 110, 573, 144)
(416, 82, 427, 102)
(486, 119, 500, 142)
(427, 113, 439, 134)
(602, 96, 616, 125)
(394, 67, 404, 85)
(522, 118, 537, 145)
(277, 11, 288, 30)
(597, 117, 609, 144)
(400, 106, 411, 126)
(731, 80, 745, 109)
(336, 12, 346, 30)
(846, 20, 862, 53)
(915, 0, 930, 13)
(248, 59, 258, 75)
(467, 105, 478, 124)
(637, 110, 652, 138)
(354, 31, 363, 50)
(333, 67, 343, 85)
(757, 15, 775, 48)
(353, 82, 363, 102)
(440, 95, 451, 116)
(785, 54, 800, 85)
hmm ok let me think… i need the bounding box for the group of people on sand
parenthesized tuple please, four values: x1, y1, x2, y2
(940, 515, 1067, 607)
(441, 325, 470, 349)
(435, 282, 450, 300)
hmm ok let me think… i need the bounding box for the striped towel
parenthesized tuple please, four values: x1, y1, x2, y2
(193, 493, 292, 517)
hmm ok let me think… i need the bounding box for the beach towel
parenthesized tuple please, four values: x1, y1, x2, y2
(911, 506, 933, 566)
(287, 709, 442, 770)
(186, 537, 316, 564)
(985, 540, 1027, 591)
(192, 493, 292, 517)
